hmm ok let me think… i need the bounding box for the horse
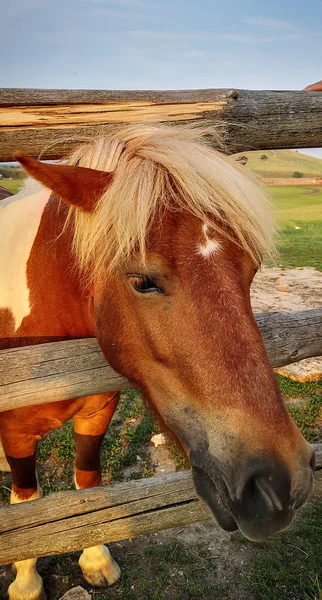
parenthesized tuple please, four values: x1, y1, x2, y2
(0, 124, 314, 600)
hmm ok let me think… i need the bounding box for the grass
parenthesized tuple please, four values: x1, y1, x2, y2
(0, 179, 24, 194)
(241, 502, 322, 600)
(19, 539, 229, 600)
(35, 389, 157, 495)
(275, 222, 322, 271)
(268, 186, 322, 272)
(113, 543, 227, 600)
(243, 149, 322, 179)
(271, 186, 322, 222)
(277, 374, 322, 442)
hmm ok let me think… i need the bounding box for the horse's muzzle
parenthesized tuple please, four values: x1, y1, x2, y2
(191, 449, 315, 541)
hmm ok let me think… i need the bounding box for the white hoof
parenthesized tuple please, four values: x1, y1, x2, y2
(79, 545, 121, 587)
(8, 571, 46, 600)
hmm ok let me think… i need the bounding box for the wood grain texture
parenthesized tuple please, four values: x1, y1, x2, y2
(0, 309, 321, 413)
(0, 453, 321, 565)
(0, 471, 210, 564)
(254, 309, 322, 368)
(0, 89, 321, 160)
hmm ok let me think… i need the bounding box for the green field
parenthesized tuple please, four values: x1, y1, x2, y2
(269, 185, 322, 271)
(243, 149, 322, 179)
(0, 178, 24, 194)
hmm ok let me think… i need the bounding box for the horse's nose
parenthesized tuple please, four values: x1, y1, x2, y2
(234, 456, 314, 541)
(237, 462, 290, 516)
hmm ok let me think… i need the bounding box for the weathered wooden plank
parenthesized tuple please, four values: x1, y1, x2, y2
(1, 100, 228, 129)
(254, 309, 322, 368)
(0, 309, 321, 413)
(0, 338, 131, 412)
(0, 88, 237, 106)
(314, 444, 322, 468)
(0, 456, 321, 565)
(0, 471, 211, 564)
(3, 446, 321, 535)
(0, 89, 321, 161)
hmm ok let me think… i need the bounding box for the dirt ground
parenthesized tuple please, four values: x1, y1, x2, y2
(251, 266, 322, 313)
(251, 266, 322, 380)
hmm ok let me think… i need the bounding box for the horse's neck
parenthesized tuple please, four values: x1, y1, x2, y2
(0, 184, 95, 347)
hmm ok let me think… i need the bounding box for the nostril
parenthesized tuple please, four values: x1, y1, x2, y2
(256, 476, 283, 512)
(309, 450, 315, 471)
(237, 460, 291, 523)
(240, 475, 280, 519)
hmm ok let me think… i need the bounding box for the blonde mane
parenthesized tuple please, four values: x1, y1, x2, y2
(65, 123, 275, 278)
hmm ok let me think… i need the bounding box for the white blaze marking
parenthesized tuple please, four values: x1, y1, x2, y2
(0, 180, 50, 331)
(198, 223, 221, 257)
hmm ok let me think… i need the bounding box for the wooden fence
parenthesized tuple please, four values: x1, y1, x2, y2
(262, 178, 322, 186)
(0, 87, 321, 566)
(0, 88, 322, 161)
(1, 458, 321, 566)
(1, 309, 322, 412)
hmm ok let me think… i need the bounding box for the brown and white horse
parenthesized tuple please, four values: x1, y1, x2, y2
(0, 124, 314, 600)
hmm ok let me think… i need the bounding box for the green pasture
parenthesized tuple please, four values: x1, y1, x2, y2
(269, 185, 322, 271)
(0, 179, 24, 194)
(271, 185, 322, 222)
(244, 149, 322, 179)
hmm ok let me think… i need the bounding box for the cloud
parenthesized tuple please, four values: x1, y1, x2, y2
(127, 30, 302, 44)
(78, 7, 159, 20)
(245, 16, 322, 38)
(218, 32, 301, 43)
(127, 30, 204, 40)
(76, 0, 158, 7)
(245, 17, 299, 30)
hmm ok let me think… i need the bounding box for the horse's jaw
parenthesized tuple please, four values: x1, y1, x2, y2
(192, 465, 238, 532)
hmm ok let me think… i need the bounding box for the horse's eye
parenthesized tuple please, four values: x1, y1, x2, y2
(127, 274, 164, 294)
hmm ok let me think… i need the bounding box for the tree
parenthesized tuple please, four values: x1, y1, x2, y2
(293, 171, 303, 178)
(260, 154, 268, 160)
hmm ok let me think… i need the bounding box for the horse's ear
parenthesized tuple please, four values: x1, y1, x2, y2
(13, 152, 113, 212)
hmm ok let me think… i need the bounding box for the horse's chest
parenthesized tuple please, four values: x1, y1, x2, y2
(0, 187, 49, 335)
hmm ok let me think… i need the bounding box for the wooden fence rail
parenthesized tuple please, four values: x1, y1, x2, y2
(1, 88, 322, 161)
(0, 449, 321, 565)
(1, 309, 322, 413)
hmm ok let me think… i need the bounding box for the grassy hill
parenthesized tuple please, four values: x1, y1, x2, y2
(271, 185, 322, 222)
(269, 185, 322, 272)
(239, 149, 322, 179)
(0, 179, 23, 194)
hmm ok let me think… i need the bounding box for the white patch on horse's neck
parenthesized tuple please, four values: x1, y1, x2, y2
(198, 223, 221, 257)
(0, 179, 50, 332)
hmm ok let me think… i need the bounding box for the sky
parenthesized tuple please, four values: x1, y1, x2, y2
(2, 0, 322, 157)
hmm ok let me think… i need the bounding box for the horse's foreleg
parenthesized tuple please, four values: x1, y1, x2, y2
(74, 393, 121, 587)
(3, 441, 45, 600)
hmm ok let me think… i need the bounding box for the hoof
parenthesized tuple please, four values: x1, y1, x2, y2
(8, 573, 46, 600)
(79, 545, 121, 587)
